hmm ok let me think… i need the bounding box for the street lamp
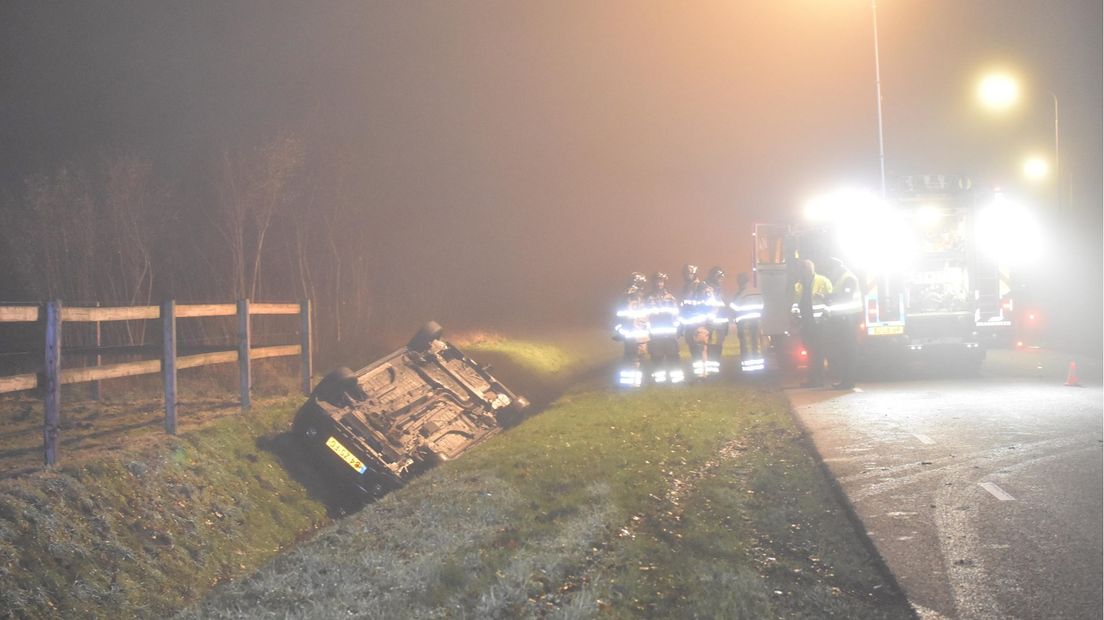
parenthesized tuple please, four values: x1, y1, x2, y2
(1022, 155, 1049, 182)
(976, 72, 1020, 112)
(975, 71, 1061, 203)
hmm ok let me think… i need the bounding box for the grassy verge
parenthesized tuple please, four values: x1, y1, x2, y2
(0, 333, 608, 618)
(0, 359, 302, 477)
(456, 329, 620, 406)
(188, 381, 913, 619)
(0, 396, 330, 618)
(2, 331, 913, 618)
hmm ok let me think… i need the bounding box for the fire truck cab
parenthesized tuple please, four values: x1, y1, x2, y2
(754, 175, 1039, 371)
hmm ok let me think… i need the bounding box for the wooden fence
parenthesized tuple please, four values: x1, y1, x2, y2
(0, 300, 313, 466)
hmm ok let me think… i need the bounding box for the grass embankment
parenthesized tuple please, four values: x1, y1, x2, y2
(456, 329, 619, 406)
(189, 381, 913, 618)
(0, 361, 301, 477)
(0, 396, 330, 618)
(0, 333, 611, 618)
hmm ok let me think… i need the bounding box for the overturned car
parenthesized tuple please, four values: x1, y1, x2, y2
(292, 322, 529, 494)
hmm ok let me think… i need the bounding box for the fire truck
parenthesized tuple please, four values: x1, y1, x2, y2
(753, 174, 1042, 371)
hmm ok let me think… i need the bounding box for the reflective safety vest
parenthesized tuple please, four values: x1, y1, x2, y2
(699, 283, 730, 326)
(679, 280, 711, 327)
(646, 290, 680, 337)
(730, 286, 764, 323)
(829, 270, 862, 317)
(614, 294, 651, 342)
(793, 274, 833, 320)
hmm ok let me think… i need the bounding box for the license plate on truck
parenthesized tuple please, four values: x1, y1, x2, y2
(326, 436, 368, 474)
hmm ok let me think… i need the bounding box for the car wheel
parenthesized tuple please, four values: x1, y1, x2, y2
(291, 407, 319, 439)
(408, 321, 444, 352)
(311, 367, 356, 403)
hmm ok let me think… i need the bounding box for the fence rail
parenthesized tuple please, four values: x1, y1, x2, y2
(0, 299, 313, 466)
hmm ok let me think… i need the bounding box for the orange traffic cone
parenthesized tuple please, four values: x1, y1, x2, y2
(1064, 361, 1082, 387)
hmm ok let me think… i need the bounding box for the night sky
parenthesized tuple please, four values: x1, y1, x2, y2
(1, 1, 1100, 346)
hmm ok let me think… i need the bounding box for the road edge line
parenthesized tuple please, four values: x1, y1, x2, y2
(782, 388, 920, 619)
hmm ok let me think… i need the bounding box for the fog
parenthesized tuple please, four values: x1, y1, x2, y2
(1, 1, 1100, 354)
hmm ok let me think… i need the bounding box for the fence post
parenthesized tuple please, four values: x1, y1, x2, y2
(300, 299, 313, 395)
(238, 298, 251, 412)
(43, 300, 62, 467)
(92, 301, 102, 401)
(162, 299, 177, 434)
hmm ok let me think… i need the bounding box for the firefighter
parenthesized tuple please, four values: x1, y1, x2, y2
(699, 266, 729, 377)
(731, 272, 765, 372)
(646, 272, 684, 384)
(794, 259, 832, 387)
(826, 257, 861, 390)
(679, 264, 709, 376)
(613, 272, 650, 387)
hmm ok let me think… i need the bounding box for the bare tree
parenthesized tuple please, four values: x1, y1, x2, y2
(100, 155, 167, 344)
(214, 134, 305, 301)
(4, 167, 97, 303)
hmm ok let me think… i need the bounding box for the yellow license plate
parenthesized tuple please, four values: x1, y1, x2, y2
(326, 436, 367, 474)
(868, 324, 904, 336)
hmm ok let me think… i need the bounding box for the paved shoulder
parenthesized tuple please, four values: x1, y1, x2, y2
(786, 376, 1103, 619)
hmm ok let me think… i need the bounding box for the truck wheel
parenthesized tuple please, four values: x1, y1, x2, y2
(965, 352, 986, 376)
(311, 367, 356, 403)
(408, 321, 444, 352)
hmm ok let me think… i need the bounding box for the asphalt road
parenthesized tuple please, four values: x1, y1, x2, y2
(785, 348, 1103, 620)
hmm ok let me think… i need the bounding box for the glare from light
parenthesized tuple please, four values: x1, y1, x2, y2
(834, 203, 917, 273)
(802, 187, 880, 223)
(977, 72, 1020, 111)
(915, 204, 945, 229)
(1022, 156, 1049, 182)
(803, 187, 916, 273)
(975, 195, 1043, 265)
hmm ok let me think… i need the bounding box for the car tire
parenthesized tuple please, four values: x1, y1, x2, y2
(408, 321, 444, 352)
(291, 406, 319, 439)
(311, 367, 357, 403)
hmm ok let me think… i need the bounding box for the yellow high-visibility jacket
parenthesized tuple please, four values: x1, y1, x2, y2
(794, 274, 833, 304)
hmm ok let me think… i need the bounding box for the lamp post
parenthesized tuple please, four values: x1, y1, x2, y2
(1049, 91, 1059, 196)
(871, 0, 887, 199)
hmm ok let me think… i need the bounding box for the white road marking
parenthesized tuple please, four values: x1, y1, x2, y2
(852, 387, 864, 392)
(913, 433, 935, 445)
(846, 436, 1081, 502)
(979, 482, 1015, 501)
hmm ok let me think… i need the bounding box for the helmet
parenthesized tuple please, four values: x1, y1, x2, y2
(683, 264, 699, 281)
(707, 266, 726, 285)
(652, 271, 669, 285)
(628, 272, 648, 290)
